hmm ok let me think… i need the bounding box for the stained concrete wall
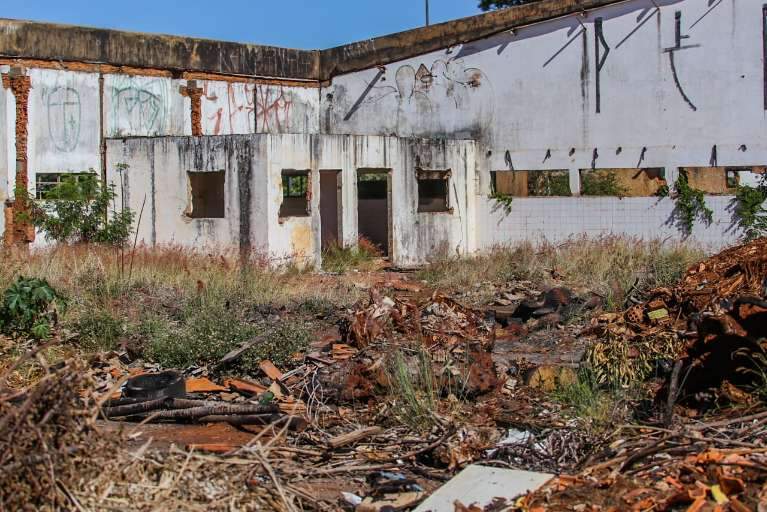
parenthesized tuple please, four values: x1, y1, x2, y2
(28, 69, 101, 176)
(0, 64, 8, 237)
(0, 68, 319, 210)
(322, 0, 764, 249)
(106, 134, 476, 267)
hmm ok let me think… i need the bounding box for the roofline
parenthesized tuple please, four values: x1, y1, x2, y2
(0, 0, 626, 82)
(319, 0, 626, 78)
(0, 18, 320, 80)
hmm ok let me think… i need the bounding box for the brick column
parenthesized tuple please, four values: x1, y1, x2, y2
(180, 80, 204, 136)
(2, 68, 33, 245)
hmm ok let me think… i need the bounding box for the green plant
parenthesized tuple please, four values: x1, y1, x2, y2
(490, 193, 514, 215)
(72, 309, 124, 352)
(737, 346, 767, 403)
(668, 171, 713, 235)
(0, 276, 65, 339)
(529, 171, 572, 197)
(146, 299, 310, 373)
(321, 238, 381, 273)
(734, 177, 767, 240)
(32, 170, 135, 246)
(581, 170, 628, 197)
(385, 347, 442, 431)
(549, 368, 632, 428)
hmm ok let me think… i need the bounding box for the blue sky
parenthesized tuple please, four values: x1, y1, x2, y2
(4, 1, 483, 49)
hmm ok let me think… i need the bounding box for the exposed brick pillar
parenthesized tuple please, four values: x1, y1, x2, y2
(2, 68, 33, 246)
(180, 80, 204, 136)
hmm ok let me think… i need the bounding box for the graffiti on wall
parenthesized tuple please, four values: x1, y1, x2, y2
(202, 82, 255, 135)
(109, 76, 169, 136)
(256, 86, 293, 133)
(341, 58, 493, 137)
(44, 86, 81, 152)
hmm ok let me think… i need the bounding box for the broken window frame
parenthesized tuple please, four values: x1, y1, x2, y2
(416, 169, 452, 214)
(491, 170, 572, 198)
(34, 172, 98, 200)
(279, 169, 311, 218)
(579, 168, 666, 197)
(186, 170, 226, 219)
(679, 167, 751, 195)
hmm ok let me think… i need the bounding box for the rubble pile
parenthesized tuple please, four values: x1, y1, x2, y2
(586, 237, 767, 404)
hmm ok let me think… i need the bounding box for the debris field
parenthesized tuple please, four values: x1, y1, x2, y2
(2, 238, 767, 511)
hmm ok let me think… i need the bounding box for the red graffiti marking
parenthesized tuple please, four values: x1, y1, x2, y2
(256, 86, 292, 133)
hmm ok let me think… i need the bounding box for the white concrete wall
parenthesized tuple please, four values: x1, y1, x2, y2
(105, 75, 188, 137)
(106, 136, 263, 251)
(107, 134, 476, 267)
(322, 0, 765, 249)
(0, 64, 9, 237)
(256, 85, 319, 135)
(28, 69, 101, 181)
(200, 80, 256, 135)
(479, 195, 740, 250)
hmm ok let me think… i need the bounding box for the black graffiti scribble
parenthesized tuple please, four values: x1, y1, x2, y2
(664, 11, 700, 112)
(47, 86, 81, 152)
(594, 18, 610, 114)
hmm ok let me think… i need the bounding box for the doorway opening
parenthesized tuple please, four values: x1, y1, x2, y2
(320, 170, 341, 250)
(357, 169, 391, 257)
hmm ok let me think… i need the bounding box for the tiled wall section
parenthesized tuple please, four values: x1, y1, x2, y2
(477, 195, 741, 251)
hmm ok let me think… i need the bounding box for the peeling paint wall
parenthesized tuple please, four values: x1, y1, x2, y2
(322, 0, 765, 249)
(106, 134, 476, 267)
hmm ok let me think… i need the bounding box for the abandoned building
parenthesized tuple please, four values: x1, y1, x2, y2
(0, 0, 764, 266)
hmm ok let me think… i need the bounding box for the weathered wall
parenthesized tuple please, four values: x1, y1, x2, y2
(106, 136, 264, 251)
(28, 68, 100, 173)
(479, 195, 740, 250)
(105, 75, 187, 137)
(0, 68, 320, 207)
(0, 64, 8, 237)
(106, 134, 476, 267)
(322, 0, 764, 249)
(255, 85, 319, 135)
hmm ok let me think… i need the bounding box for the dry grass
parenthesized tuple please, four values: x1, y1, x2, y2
(418, 236, 704, 309)
(0, 245, 365, 376)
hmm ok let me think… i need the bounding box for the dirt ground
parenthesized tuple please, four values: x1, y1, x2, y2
(2, 238, 766, 511)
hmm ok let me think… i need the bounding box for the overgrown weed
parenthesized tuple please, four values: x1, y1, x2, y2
(321, 238, 382, 273)
(418, 236, 703, 309)
(550, 368, 637, 430)
(385, 347, 440, 431)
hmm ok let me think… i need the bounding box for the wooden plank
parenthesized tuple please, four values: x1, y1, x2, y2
(327, 426, 383, 449)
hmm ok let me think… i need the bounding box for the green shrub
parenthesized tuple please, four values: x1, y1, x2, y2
(0, 276, 65, 339)
(581, 171, 628, 197)
(32, 170, 134, 246)
(667, 171, 713, 235)
(735, 177, 767, 240)
(321, 238, 381, 273)
(146, 302, 310, 373)
(72, 310, 124, 352)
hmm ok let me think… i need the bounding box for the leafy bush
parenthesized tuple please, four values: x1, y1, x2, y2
(664, 171, 713, 235)
(581, 170, 628, 197)
(735, 175, 767, 240)
(32, 171, 134, 246)
(146, 302, 310, 373)
(0, 276, 65, 339)
(73, 310, 124, 352)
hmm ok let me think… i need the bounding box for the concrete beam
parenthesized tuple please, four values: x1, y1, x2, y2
(0, 18, 320, 80)
(319, 0, 624, 78)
